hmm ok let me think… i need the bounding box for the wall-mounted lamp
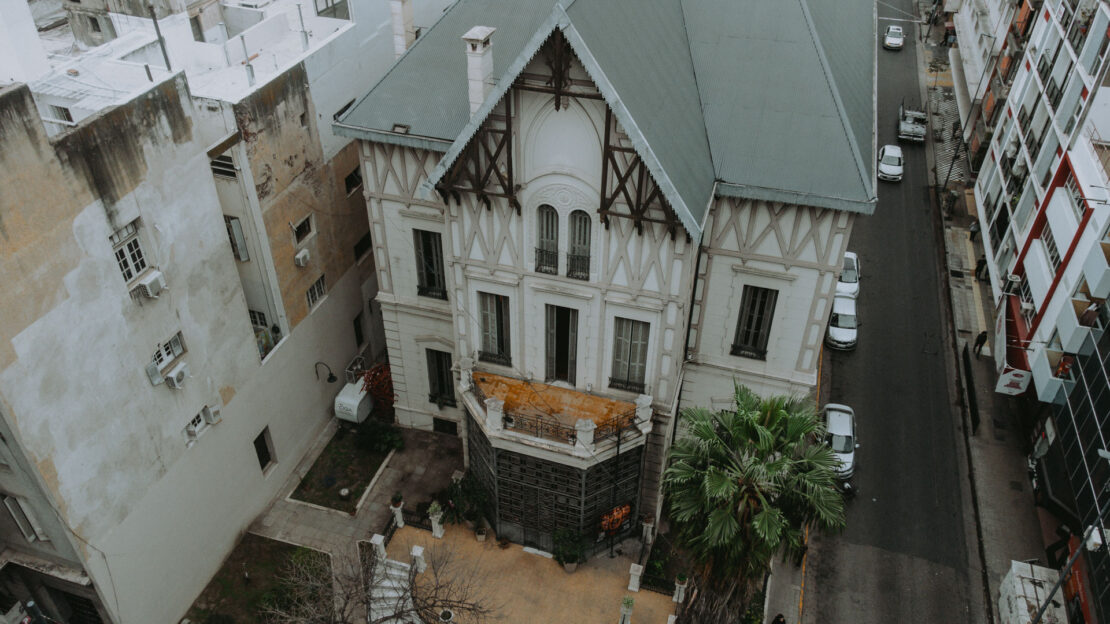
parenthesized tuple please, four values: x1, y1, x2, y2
(315, 361, 337, 383)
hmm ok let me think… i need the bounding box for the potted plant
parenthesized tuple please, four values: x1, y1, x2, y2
(475, 526, 488, 542)
(553, 527, 585, 573)
(390, 492, 403, 509)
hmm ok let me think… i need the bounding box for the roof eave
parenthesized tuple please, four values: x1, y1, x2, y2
(716, 182, 876, 216)
(332, 121, 453, 152)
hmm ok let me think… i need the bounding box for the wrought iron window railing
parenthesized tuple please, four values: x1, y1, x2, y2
(567, 253, 590, 280)
(501, 412, 577, 445)
(730, 343, 768, 360)
(478, 350, 512, 367)
(609, 377, 646, 394)
(428, 393, 457, 408)
(417, 284, 448, 300)
(535, 247, 558, 275)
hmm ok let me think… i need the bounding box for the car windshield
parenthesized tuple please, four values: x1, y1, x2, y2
(831, 313, 857, 329)
(888, 28, 902, 35)
(881, 153, 903, 166)
(826, 433, 854, 453)
(841, 261, 858, 283)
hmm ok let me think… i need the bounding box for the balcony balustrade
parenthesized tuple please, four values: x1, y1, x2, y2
(535, 247, 558, 275)
(1083, 235, 1110, 299)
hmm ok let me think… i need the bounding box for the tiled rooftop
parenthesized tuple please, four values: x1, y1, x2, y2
(471, 371, 636, 429)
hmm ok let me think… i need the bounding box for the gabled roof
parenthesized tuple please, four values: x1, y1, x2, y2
(334, 0, 876, 239)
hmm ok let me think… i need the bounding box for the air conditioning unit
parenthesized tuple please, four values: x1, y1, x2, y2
(184, 422, 200, 441)
(294, 248, 311, 267)
(137, 270, 166, 298)
(1020, 301, 1036, 314)
(164, 361, 189, 389)
(203, 405, 222, 425)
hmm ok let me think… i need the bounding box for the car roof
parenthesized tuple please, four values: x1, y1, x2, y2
(825, 408, 853, 435)
(832, 295, 856, 314)
(887, 25, 903, 33)
(844, 250, 858, 264)
(881, 144, 903, 157)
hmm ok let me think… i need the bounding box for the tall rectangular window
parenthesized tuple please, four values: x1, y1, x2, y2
(535, 205, 559, 274)
(545, 305, 578, 384)
(254, 427, 275, 472)
(426, 349, 456, 407)
(110, 220, 147, 283)
(731, 286, 778, 360)
(224, 216, 250, 261)
(478, 292, 511, 366)
(2, 495, 47, 543)
(414, 230, 447, 300)
(151, 331, 186, 371)
(611, 317, 649, 393)
(344, 166, 362, 195)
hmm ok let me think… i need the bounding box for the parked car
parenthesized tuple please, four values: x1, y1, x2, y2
(825, 295, 858, 350)
(883, 25, 905, 50)
(877, 144, 903, 182)
(836, 251, 860, 299)
(822, 403, 858, 480)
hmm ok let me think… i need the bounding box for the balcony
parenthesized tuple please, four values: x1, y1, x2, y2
(1030, 343, 1077, 403)
(460, 367, 652, 458)
(535, 247, 558, 275)
(1057, 292, 1106, 351)
(566, 253, 590, 280)
(1083, 235, 1110, 299)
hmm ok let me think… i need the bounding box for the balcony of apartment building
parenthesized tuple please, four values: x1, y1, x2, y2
(1030, 337, 1080, 402)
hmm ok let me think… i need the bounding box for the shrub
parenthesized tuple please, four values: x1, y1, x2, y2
(356, 419, 404, 455)
(552, 528, 585, 565)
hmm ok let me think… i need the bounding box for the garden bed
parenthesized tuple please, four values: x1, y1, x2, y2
(290, 420, 395, 514)
(185, 533, 329, 624)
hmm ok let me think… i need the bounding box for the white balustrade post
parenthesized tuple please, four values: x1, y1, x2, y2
(458, 357, 473, 393)
(391, 501, 405, 528)
(370, 534, 387, 561)
(411, 545, 426, 573)
(628, 563, 643, 592)
(575, 419, 596, 453)
(485, 398, 504, 432)
(641, 517, 655, 545)
(430, 511, 445, 539)
(673, 576, 688, 604)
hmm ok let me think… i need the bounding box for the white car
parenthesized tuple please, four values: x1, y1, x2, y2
(825, 295, 858, 350)
(823, 403, 858, 480)
(877, 144, 904, 182)
(836, 251, 860, 299)
(883, 25, 905, 50)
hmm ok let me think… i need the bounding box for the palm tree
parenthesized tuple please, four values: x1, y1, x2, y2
(663, 384, 846, 621)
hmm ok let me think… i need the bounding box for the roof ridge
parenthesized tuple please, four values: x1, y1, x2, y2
(797, 0, 875, 203)
(679, 0, 717, 232)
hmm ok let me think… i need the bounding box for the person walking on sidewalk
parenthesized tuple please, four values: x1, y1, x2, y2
(975, 255, 987, 280)
(974, 330, 988, 358)
(771, 615, 786, 624)
(969, 221, 981, 242)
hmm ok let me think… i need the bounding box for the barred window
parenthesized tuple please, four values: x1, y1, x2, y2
(731, 286, 778, 360)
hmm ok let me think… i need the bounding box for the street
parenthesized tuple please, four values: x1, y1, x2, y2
(802, 1, 985, 621)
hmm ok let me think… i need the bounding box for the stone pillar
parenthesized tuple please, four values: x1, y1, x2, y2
(635, 395, 653, 434)
(627, 563, 643, 592)
(430, 512, 445, 539)
(458, 357, 474, 393)
(641, 517, 655, 545)
(575, 419, 596, 453)
(485, 398, 504, 432)
(673, 577, 688, 604)
(370, 534, 387, 561)
(391, 502, 405, 528)
(411, 545, 426, 573)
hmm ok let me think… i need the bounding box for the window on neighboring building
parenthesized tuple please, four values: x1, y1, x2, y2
(48, 105, 73, 123)
(151, 331, 186, 371)
(611, 317, 649, 393)
(545, 305, 578, 384)
(535, 204, 559, 274)
(345, 166, 362, 195)
(110, 220, 148, 283)
(183, 412, 208, 446)
(1042, 227, 1061, 273)
(210, 153, 236, 178)
(189, 15, 204, 42)
(426, 349, 456, 407)
(248, 310, 268, 328)
(567, 210, 591, 280)
(314, 0, 348, 19)
(87, 15, 100, 33)
(306, 274, 326, 310)
(2, 495, 47, 543)
(414, 229, 447, 299)
(353, 311, 366, 347)
(731, 285, 778, 360)
(478, 292, 511, 366)
(253, 427, 275, 472)
(294, 215, 314, 244)
(353, 231, 372, 262)
(224, 215, 250, 261)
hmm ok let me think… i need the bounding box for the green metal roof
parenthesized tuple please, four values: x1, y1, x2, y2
(334, 0, 876, 238)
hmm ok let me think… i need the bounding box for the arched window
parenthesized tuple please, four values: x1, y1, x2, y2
(536, 204, 559, 274)
(567, 210, 591, 280)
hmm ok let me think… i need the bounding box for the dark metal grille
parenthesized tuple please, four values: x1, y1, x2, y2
(535, 247, 558, 274)
(608, 377, 646, 394)
(732, 285, 778, 360)
(567, 253, 590, 279)
(502, 412, 577, 445)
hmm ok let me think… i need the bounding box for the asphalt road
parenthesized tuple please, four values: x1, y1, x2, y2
(802, 3, 983, 622)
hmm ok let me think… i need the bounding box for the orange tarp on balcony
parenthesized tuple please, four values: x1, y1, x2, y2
(471, 371, 635, 428)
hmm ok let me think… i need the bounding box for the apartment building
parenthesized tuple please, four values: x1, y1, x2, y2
(336, 0, 876, 550)
(0, 0, 450, 621)
(969, 0, 1110, 619)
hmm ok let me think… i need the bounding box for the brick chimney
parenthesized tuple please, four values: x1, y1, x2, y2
(0, 0, 49, 83)
(462, 26, 496, 116)
(390, 0, 415, 59)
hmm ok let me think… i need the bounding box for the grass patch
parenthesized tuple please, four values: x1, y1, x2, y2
(185, 534, 326, 624)
(290, 421, 393, 514)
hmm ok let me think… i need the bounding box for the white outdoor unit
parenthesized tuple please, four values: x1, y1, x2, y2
(136, 270, 166, 298)
(335, 382, 372, 424)
(164, 361, 189, 389)
(294, 248, 311, 267)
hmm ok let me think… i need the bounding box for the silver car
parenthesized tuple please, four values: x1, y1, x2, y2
(883, 25, 904, 50)
(836, 251, 860, 299)
(823, 403, 858, 480)
(877, 144, 904, 182)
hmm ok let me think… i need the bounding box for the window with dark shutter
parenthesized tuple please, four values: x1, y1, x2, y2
(731, 286, 778, 360)
(610, 317, 648, 393)
(414, 229, 447, 299)
(478, 292, 511, 366)
(426, 349, 456, 407)
(545, 305, 578, 384)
